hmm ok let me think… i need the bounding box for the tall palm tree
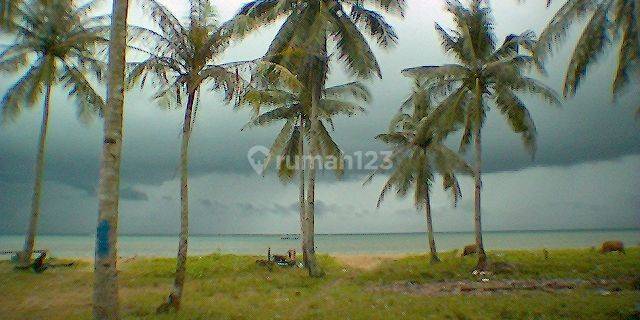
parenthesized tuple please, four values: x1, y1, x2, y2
(0, 0, 106, 268)
(366, 82, 469, 263)
(537, 0, 639, 112)
(233, 0, 404, 277)
(403, 0, 560, 270)
(127, 0, 247, 312)
(242, 66, 370, 264)
(93, 0, 128, 318)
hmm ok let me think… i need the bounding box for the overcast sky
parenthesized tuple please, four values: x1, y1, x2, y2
(0, 0, 638, 235)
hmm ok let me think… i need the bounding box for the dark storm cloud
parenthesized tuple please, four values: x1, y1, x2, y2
(0, 0, 638, 235)
(1, 0, 638, 195)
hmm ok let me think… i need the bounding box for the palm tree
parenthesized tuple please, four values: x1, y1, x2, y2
(242, 66, 370, 264)
(233, 0, 404, 277)
(93, 0, 128, 318)
(403, 0, 560, 270)
(537, 0, 639, 112)
(366, 82, 469, 263)
(127, 0, 248, 312)
(0, 0, 106, 268)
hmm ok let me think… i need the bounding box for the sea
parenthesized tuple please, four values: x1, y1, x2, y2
(1, 229, 638, 259)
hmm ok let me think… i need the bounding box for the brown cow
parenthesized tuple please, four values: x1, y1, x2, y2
(462, 244, 478, 257)
(600, 241, 625, 254)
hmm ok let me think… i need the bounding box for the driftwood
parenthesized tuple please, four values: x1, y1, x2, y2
(11, 251, 76, 273)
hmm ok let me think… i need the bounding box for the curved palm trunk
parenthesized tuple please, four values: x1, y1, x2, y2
(303, 72, 323, 278)
(424, 191, 439, 263)
(159, 91, 195, 313)
(298, 115, 308, 268)
(19, 82, 52, 267)
(473, 78, 487, 271)
(93, 0, 129, 319)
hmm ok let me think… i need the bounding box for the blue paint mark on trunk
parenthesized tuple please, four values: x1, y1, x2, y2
(96, 220, 110, 258)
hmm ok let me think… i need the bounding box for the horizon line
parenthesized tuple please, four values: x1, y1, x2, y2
(1, 227, 638, 237)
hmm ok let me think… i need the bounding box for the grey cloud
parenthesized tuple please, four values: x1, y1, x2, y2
(0, 0, 639, 235)
(0, 0, 638, 196)
(199, 199, 213, 207)
(120, 187, 149, 201)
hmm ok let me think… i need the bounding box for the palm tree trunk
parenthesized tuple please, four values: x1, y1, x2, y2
(298, 115, 307, 268)
(19, 82, 52, 267)
(303, 72, 322, 278)
(93, 0, 129, 319)
(303, 88, 322, 277)
(159, 91, 196, 313)
(424, 191, 439, 263)
(473, 78, 487, 271)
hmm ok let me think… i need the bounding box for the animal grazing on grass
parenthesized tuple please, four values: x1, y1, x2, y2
(462, 244, 478, 257)
(599, 241, 625, 254)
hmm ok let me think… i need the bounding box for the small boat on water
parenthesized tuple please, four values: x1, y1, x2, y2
(280, 234, 300, 240)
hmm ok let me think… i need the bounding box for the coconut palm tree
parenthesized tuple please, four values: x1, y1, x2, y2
(127, 0, 248, 312)
(93, 0, 128, 318)
(403, 0, 560, 270)
(0, 0, 106, 268)
(233, 0, 404, 277)
(537, 0, 639, 110)
(366, 82, 470, 263)
(242, 65, 370, 263)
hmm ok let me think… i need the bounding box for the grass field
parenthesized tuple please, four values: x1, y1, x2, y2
(1, 248, 638, 319)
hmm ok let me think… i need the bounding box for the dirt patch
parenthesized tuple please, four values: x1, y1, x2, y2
(370, 278, 632, 297)
(333, 254, 408, 271)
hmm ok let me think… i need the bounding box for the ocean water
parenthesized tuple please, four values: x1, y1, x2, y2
(0, 230, 638, 259)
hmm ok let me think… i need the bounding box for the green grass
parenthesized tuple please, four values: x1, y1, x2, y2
(0, 248, 638, 320)
(359, 248, 640, 284)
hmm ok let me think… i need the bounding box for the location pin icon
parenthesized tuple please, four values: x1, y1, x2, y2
(247, 145, 269, 175)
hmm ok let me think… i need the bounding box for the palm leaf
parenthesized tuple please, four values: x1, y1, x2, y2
(60, 63, 105, 123)
(350, 3, 398, 47)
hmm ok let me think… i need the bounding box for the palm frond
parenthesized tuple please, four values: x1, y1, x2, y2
(0, 49, 28, 73)
(137, 0, 191, 52)
(318, 99, 366, 117)
(612, 0, 640, 95)
(563, 0, 613, 96)
(263, 119, 294, 175)
(402, 64, 470, 82)
(1, 57, 50, 122)
(350, 3, 398, 47)
(363, 0, 406, 16)
(276, 124, 301, 182)
(240, 89, 298, 113)
(442, 173, 462, 207)
(330, 9, 381, 79)
(494, 87, 538, 156)
(245, 105, 299, 129)
(323, 82, 371, 102)
(60, 63, 105, 123)
(316, 120, 345, 177)
(536, 0, 601, 59)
